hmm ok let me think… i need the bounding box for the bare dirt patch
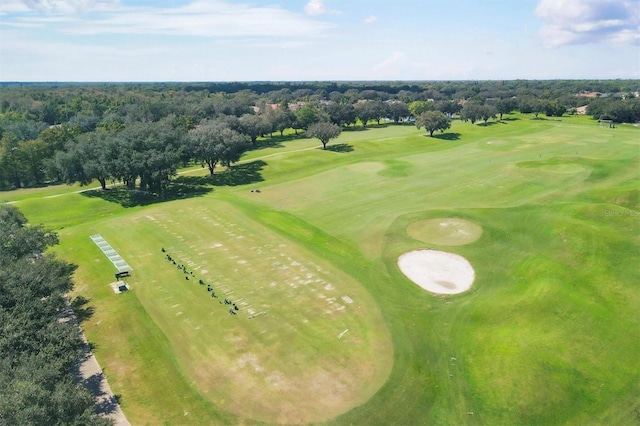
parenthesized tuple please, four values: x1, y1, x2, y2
(407, 218, 482, 246)
(398, 249, 475, 294)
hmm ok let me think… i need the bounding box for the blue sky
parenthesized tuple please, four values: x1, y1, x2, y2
(0, 0, 638, 81)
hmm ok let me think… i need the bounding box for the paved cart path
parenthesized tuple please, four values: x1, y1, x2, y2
(62, 304, 130, 426)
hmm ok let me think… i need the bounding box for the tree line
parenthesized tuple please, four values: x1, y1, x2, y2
(0, 205, 112, 425)
(1, 80, 638, 190)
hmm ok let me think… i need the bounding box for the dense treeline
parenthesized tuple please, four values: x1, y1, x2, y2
(0, 80, 638, 190)
(2, 79, 636, 97)
(0, 205, 112, 425)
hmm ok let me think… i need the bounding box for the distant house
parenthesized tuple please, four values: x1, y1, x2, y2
(288, 101, 306, 112)
(251, 103, 279, 113)
(577, 91, 602, 98)
(575, 105, 588, 115)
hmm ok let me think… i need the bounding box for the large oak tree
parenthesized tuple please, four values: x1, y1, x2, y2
(307, 121, 342, 149)
(188, 119, 249, 175)
(415, 111, 451, 136)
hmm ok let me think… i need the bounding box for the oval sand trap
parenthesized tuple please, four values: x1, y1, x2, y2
(398, 250, 475, 294)
(407, 218, 482, 246)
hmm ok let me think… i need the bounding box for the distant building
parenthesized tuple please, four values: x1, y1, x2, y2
(577, 91, 602, 98)
(575, 105, 588, 115)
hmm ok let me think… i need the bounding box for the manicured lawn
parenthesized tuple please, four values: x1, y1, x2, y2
(9, 114, 639, 424)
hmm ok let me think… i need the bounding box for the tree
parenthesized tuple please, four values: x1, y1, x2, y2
(19, 138, 48, 185)
(408, 100, 434, 118)
(387, 101, 410, 123)
(355, 102, 375, 127)
(544, 100, 566, 117)
(294, 105, 321, 132)
(265, 105, 295, 136)
(415, 111, 451, 136)
(0, 205, 111, 426)
(307, 122, 342, 149)
(238, 113, 271, 145)
(325, 103, 356, 127)
(369, 101, 388, 125)
(479, 105, 498, 124)
(435, 100, 462, 118)
(0, 132, 25, 189)
(518, 97, 536, 114)
(2, 121, 48, 141)
(531, 100, 545, 119)
(496, 98, 517, 120)
(0, 205, 58, 263)
(39, 123, 79, 154)
(59, 130, 117, 190)
(113, 119, 184, 192)
(68, 113, 99, 132)
(460, 103, 483, 124)
(188, 119, 249, 175)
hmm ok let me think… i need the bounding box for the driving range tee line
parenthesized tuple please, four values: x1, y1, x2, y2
(90, 234, 133, 273)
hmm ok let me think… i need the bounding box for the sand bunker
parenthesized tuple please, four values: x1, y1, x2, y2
(407, 218, 482, 246)
(398, 250, 475, 294)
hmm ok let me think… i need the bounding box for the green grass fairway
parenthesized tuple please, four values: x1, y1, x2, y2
(9, 115, 640, 425)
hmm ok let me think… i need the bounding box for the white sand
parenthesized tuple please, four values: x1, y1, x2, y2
(398, 249, 475, 294)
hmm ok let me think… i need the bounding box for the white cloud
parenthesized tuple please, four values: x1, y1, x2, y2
(0, 0, 30, 14)
(304, 0, 339, 16)
(535, 0, 640, 47)
(5, 1, 335, 38)
(1, 0, 119, 14)
(304, 0, 326, 15)
(363, 15, 377, 24)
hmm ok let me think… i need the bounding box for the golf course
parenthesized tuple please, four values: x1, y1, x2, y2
(3, 114, 639, 424)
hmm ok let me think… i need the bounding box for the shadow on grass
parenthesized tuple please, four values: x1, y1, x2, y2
(325, 143, 354, 153)
(71, 295, 95, 324)
(501, 117, 520, 122)
(253, 133, 308, 150)
(83, 161, 266, 207)
(530, 116, 563, 121)
(82, 177, 214, 208)
(432, 132, 461, 141)
(477, 121, 504, 127)
(210, 160, 266, 186)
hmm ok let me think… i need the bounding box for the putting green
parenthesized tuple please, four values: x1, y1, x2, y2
(407, 218, 482, 246)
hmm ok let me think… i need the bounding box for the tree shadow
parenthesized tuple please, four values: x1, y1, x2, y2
(253, 133, 304, 150)
(80, 372, 122, 417)
(71, 295, 95, 324)
(82, 177, 214, 208)
(357, 123, 390, 129)
(501, 117, 520, 122)
(432, 132, 461, 141)
(343, 126, 371, 132)
(325, 143, 354, 153)
(210, 160, 266, 186)
(477, 121, 502, 127)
